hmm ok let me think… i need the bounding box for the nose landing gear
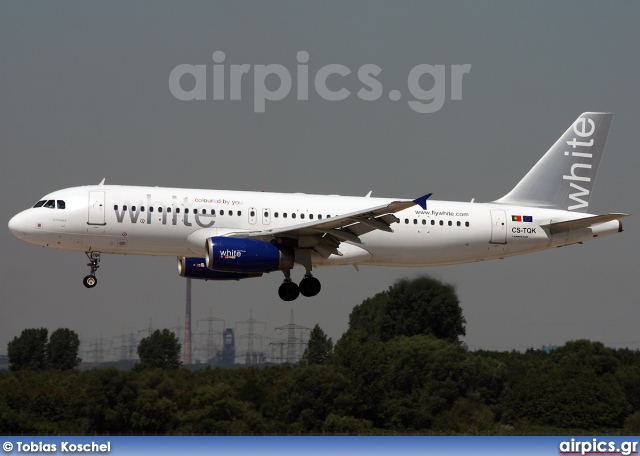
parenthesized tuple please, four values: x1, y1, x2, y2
(83, 252, 101, 288)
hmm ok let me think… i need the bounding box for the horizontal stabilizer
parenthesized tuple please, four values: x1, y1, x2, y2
(541, 213, 629, 235)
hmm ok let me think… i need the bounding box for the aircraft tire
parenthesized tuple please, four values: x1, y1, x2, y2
(278, 282, 299, 301)
(299, 277, 321, 297)
(83, 275, 97, 288)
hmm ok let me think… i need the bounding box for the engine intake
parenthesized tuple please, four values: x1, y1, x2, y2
(205, 237, 294, 273)
(178, 257, 262, 281)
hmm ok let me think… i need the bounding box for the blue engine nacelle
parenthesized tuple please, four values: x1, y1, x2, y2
(178, 257, 263, 281)
(205, 237, 294, 273)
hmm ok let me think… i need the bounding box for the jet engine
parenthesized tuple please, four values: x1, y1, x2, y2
(178, 257, 262, 281)
(205, 237, 294, 273)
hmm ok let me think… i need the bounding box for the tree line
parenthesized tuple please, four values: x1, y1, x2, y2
(1, 276, 639, 435)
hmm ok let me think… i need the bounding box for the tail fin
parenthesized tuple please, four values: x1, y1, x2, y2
(494, 112, 614, 212)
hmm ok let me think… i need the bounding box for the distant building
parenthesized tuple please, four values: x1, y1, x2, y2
(215, 328, 236, 366)
(245, 351, 267, 365)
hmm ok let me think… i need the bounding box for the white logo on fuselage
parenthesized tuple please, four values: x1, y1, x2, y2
(114, 194, 216, 228)
(562, 117, 595, 211)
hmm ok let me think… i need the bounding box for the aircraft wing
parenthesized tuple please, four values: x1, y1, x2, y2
(225, 193, 432, 258)
(540, 213, 629, 235)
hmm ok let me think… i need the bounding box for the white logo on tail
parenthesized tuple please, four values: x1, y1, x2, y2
(562, 117, 595, 211)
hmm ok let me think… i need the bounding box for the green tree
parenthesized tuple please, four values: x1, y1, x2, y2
(285, 364, 354, 432)
(47, 328, 81, 370)
(330, 330, 389, 425)
(7, 328, 48, 371)
(348, 276, 466, 343)
(301, 324, 333, 365)
(502, 340, 630, 429)
(131, 388, 178, 434)
(137, 329, 181, 369)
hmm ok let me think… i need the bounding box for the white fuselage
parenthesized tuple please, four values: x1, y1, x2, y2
(8, 185, 621, 268)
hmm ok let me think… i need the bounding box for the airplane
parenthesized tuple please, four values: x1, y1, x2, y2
(8, 112, 628, 301)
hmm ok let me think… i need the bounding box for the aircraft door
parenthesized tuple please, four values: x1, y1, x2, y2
(248, 207, 257, 225)
(262, 208, 271, 225)
(88, 191, 106, 225)
(490, 209, 507, 244)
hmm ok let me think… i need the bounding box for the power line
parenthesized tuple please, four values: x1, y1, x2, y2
(236, 309, 269, 365)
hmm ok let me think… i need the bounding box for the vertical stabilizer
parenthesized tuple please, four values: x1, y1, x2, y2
(494, 112, 613, 212)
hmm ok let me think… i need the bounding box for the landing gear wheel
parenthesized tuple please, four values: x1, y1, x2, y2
(278, 281, 300, 301)
(299, 276, 321, 297)
(83, 275, 97, 288)
(83, 252, 101, 289)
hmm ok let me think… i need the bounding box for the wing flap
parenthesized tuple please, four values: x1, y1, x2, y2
(541, 213, 629, 235)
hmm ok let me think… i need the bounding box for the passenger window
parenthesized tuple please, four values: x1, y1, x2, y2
(274, 212, 279, 218)
(229, 210, 233, 216)
(292, 213, 297, 219)
(202, 209, 207, 214)
(114, 205, 118, 210)
(404, 219, 409, 224)
(220, 210, 224, 216)
(123, 205, 128, 211)
(57, 200, 65, 209)
(158, 207, 162, 213)
(34, 200, 46, 208)
(193, 209, 198, 214)
(439, 220, 443, 226)
(283, 213, 287, 218)
(44, 200, 56, 208)
(167, 208, 172, 213)
(310, 214, 314, 220)
(264, 211, 268, 218)
(185, 208, 189, 214)
(318, 214, 322, 219)
(422, 219, 426, 225)
(141, 206, 145, 212)
(465, 221, 470, 227)
(150, 207, 154, 213)
(457, 221, 461, 227)
(132, 206, 136, 211)
(431, 220, 435, 225)
(176, 208, 180, 214)
(413, 219, 417, 224)
(237, 211, 241, 216)
(448, 221, 452, 226)
(300, 214, 305, 219)
(250, 210, 255, 217)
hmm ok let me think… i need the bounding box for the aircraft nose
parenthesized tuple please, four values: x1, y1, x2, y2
(8, 211, 27, 239)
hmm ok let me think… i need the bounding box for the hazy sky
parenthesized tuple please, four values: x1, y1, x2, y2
(1, 1, 639, 361)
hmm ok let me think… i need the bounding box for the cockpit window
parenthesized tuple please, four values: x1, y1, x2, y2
(33, 200, 46, 208)
(57, 200, 65, 209)
(43, 200, 56, 209)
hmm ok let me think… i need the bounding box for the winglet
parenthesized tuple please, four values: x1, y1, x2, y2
(99, 178, 106, 185)
(413, 193, 432, 210)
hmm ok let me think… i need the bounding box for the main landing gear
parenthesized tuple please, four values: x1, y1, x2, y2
(278, 270, 321, 302)
(83, 252, 101, 288)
